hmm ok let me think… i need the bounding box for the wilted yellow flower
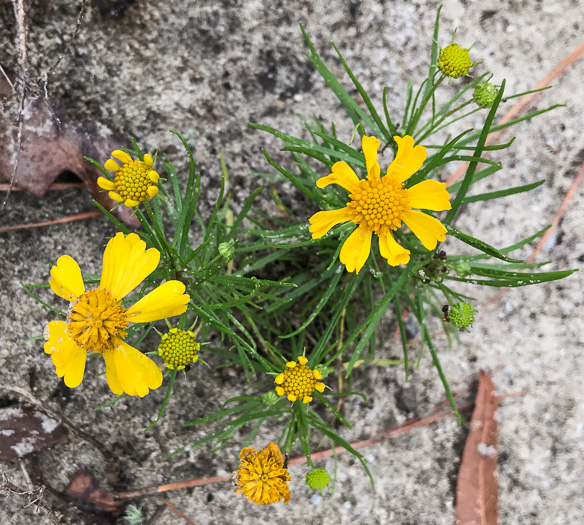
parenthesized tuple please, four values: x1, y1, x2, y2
(97, 150, 160, 207)
(274, 356, 325, 404)
(309, 135, 451, 274)
(44, 232, 190, 396)
(235, 442, 291, 505)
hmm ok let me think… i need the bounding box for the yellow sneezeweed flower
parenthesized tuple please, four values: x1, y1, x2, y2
(274, 356, 325, 404)
(157, 328, 200, 370)
(235, 442, 291, 505)
(308, 135, 451, 274)
(43, 232, 190, 397)
(97, 150, 160, 207)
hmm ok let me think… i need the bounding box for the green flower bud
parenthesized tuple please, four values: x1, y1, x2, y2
(306, 468, 331, 490)
(157, 328, 200, 370)
(218, 242, 234, 260)
(454, 262, 472, 278)
(449, 302, 477, 330)
(262, 391, 280, 406)
(473, 81, 500, 108)
(438, 43, 473, 78)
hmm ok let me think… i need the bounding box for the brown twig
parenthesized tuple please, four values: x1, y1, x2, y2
(158, 497, 197, 525)
(0, 209, 102, 233)
(0, 182, 86, 192)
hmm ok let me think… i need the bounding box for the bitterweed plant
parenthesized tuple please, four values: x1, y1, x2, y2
(24, 7, 577, 505)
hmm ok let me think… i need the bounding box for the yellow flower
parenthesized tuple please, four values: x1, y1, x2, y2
(43, 232, 190, 397)
(308, 135, 451, 274)
(97, 150, 160, 207)
(235, 442, 291, 505)
(274, 356, 325, 404)
(438, 43, 473, 78)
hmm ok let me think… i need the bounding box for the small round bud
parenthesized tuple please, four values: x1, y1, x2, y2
(306, 468, 331, 490)
(218, 242, 234, 260)
(473, 81, 500, 108)
(157, 328, 200, 370)
(438, 43, 473, 78)
(454, 262, 472, 278)
(262, 391, 280, 406)
(449, 302, 477, 330)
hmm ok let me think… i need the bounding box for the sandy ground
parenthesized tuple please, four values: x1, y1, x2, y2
(0, 0, 583, 524)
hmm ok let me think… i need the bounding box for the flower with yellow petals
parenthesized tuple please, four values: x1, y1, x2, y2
(274, 356, 325, 404)
(43, 232, 190, 397)
(97, 150, 160, 207)
(235, 442, 291, 505)
(308, 135, 451, 274)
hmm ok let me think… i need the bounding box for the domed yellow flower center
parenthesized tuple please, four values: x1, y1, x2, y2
(275, 356, 325, 404)
(235, 442, 291, 505)
(438, 43, 472, 78)
(346, 177, 411, 235)
(114, 159, 157, 204)
(67, 288, 128, 353)
(157, 328, 200, 370)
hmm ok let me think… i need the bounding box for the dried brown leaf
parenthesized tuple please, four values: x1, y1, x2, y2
(455, 371, 499, 525)
(65, 470, 123, 513)
(0, 404, 68, 461)
(0, 75, 138, 226)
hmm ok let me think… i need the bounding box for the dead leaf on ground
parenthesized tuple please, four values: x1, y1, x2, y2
(0, 404, 68, 461)
(65, 470, 123, 513)
(0, 74, 138, 226)
(455, 371, 499, 525)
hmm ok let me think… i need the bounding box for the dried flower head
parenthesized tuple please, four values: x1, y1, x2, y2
(235, 442, 291, 505)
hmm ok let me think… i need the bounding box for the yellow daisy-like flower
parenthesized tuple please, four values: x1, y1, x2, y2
(308, 135, 451, 274)
(235, 442, 291, 505)
(97, 150, 160, 208)
(274, 356, 325, 404)
(43, 232, 190, 397)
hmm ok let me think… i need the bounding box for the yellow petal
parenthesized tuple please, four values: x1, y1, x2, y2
(315, 382, 325, 393)
(407, 180, 452, 211)
(125, 199, 140, 207)
(275, 386, 285, 396)
(49, 255, 85, 302)
(97, 177, 116, 191)
(111, 150, 132, 165)
(147, 185, 159, 198)
(287, 394, 297, 402)
(378, 232, 411, 266)
(143, 154, 154, 167)
(148, 170, 159, 183)
(44, 321, 87, 388)
(126, 280, 189, 322)
(109, 191, 124, 202)
(313, 369, 322, 380)
(386, 136, 427, 183)
(308, 208, 352, 239)
(298, 356, 308, 365)
(100, 232, 160, 301)
(104, 159, 120, 172)
(402, 210, 447, 250)
(107, 339, 163, 397)
(302, 396, 312, 404)
(102, 349, 123, 395)
(316, 161, 360, 193)
(340, 225, 372, 274)
(362, 135, 381, 181)
(275, 373, 285, 384)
